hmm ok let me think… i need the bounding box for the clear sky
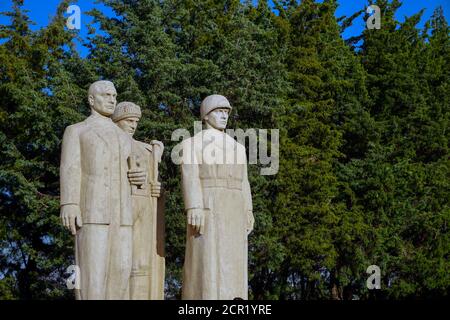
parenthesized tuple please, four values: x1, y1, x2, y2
(1, 0, 449, 57)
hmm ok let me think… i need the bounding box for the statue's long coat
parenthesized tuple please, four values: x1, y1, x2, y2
(181, 129, 253, 300)
(60, 114, 133, 299)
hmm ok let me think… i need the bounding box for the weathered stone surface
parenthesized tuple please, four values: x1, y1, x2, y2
(60, 81, 135, 299)
(113, 101, 165, 300)
(180, 95, 254, 300)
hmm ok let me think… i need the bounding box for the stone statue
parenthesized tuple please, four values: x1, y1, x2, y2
(112, 102, 165, 300)
(180, 94, 254, 300)
(60, 81, 146, 299)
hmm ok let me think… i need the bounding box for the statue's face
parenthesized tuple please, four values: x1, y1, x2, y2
(205, 108, 230, 130)
(89, 84, 117, 116)
(116, 116, 140, 136)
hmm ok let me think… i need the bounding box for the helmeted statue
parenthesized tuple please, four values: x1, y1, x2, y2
(60, 81, 146, 299)
(180, 94, 254, 300)
(112, 101, 165, 300)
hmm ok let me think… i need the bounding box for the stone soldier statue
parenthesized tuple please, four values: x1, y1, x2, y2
(180, 94, 254, 300)
(60, 81, 147, 299)
(112, 102, 165, 300)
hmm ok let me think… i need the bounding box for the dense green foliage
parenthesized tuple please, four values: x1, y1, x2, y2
(0, 0, 448, 299)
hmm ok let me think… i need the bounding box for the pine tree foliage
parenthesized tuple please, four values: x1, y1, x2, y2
(0, 0, 448, 299)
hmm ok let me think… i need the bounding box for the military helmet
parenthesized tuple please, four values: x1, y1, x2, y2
(200, 94, 232, 120)
(112, 101, 142, 122)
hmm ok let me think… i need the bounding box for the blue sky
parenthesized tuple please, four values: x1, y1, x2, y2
(1, 0, 449, 57)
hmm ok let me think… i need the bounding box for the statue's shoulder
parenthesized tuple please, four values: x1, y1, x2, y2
(135, 140, 153, 152)
(63, 121, 86, 136)
(140, 141, 153, 149)
(229, 136, 247, 164)
(226, 133, 246, 150)
(192, 130, 204, 140)
(236, 140, 246, 150)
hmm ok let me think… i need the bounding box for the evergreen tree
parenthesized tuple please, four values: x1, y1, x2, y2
(86, 0, 288, 298)
(1, 0, 448, 300)
(0, 0, 85, 299)
(273, 0, 343, 299)
(352, 0, 450, 298)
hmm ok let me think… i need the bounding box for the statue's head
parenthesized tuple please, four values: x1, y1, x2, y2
(88, 80, 117, 117)
(200, 94, 232, 131)
(112, 101, 142, 136)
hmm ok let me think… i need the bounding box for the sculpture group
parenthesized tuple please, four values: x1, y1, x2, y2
(60, 81, 254, 300)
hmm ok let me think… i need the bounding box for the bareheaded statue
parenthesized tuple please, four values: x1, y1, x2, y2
(60, 81, 147, 299)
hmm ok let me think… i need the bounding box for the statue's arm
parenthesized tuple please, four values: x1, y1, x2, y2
(181, 139, 203, 209)
(60, 125, 81, 206)
(242, 158, 254, 235)
(181, 139, 205, 234)
(60, 125, 83, 234)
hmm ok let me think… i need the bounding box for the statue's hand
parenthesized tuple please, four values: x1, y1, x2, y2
(61, 204, 83, 235)
(187, 208, 205, 235)
(151, 182, 161, 197)
(128, 169, 147, 186)
(246, 211, 254, 235)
